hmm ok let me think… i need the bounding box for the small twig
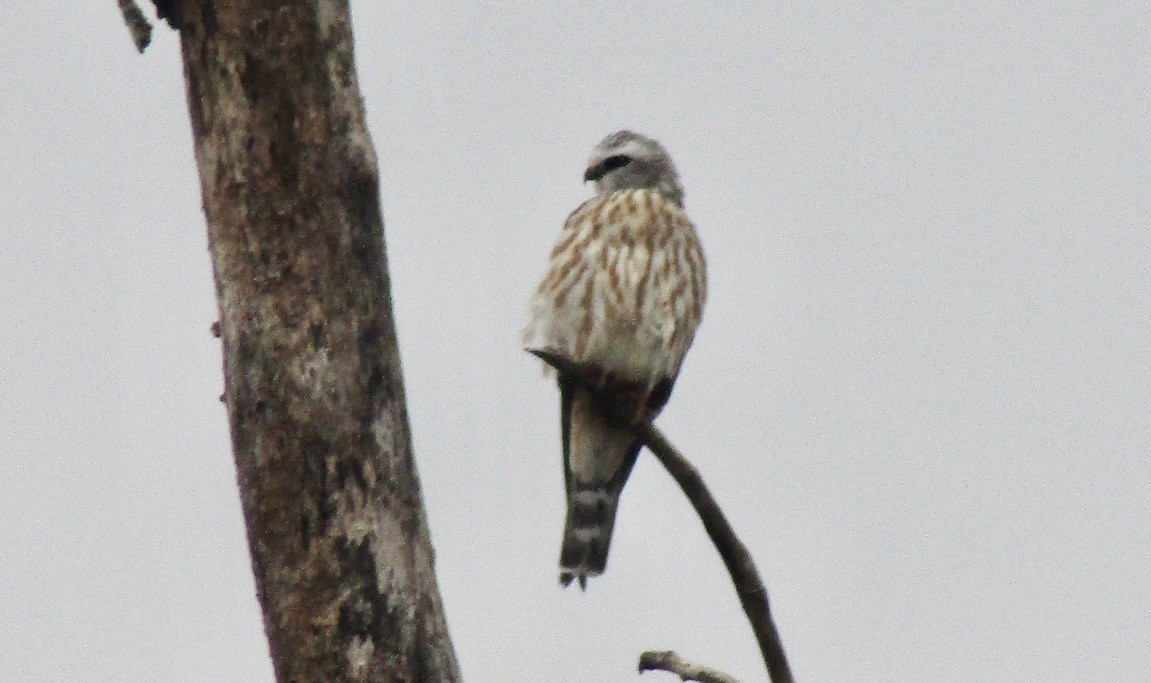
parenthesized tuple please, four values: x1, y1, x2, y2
(116, 0, 153, 52)
(639, 650, 739, 683)
(529, 350, 794, 683)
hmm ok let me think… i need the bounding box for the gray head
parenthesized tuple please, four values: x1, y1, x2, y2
(583, 130, 685, 207)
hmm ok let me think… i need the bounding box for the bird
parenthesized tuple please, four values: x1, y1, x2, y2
(523, 130, 707, 588)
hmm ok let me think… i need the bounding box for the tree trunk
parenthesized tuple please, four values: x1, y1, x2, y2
(171, 2, 460, 680)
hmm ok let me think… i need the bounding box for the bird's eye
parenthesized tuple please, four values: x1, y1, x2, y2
(601, 155, 631, 172)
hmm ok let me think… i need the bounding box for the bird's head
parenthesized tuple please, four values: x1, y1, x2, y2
(583, 130, 684, 207)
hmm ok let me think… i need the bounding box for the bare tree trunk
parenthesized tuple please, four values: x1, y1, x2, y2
(168, 2, 460, 680)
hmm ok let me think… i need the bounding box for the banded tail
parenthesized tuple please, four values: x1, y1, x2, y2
(558, 382, 641, 588)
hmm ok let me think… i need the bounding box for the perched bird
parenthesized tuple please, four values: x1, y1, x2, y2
(523, 130, 707, 588)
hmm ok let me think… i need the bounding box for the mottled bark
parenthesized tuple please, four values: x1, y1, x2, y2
(170, 2, 460, 681)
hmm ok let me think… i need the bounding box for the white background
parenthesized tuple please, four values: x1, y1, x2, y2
(1, 4, 1148, 681)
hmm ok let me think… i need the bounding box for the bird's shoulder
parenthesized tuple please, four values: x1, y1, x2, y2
(560, 189, 693, 245)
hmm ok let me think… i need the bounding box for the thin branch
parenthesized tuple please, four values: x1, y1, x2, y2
(639, 424, 793, 683)
(529, 349, 793, 683)
(115, 0, 153, 52)
(639, 650, 740, 683)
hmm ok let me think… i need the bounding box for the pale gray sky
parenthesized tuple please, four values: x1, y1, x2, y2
(1, 4, 1148, 681)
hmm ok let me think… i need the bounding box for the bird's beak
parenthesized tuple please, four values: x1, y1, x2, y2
(583, 163, 605, 183)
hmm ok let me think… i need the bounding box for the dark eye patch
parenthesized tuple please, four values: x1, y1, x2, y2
(584, 154, 634, 182)
(601, 155, 631, 172)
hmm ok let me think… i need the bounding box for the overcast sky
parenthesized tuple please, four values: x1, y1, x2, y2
(2, 4, 1148, 681)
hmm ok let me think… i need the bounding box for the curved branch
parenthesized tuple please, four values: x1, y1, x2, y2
(528, 350, 793, 682)
(639, 424, 793, 683)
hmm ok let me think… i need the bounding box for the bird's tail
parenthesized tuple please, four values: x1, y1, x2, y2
(559, 483, 624, 589)
(559, 386, 641, 589)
